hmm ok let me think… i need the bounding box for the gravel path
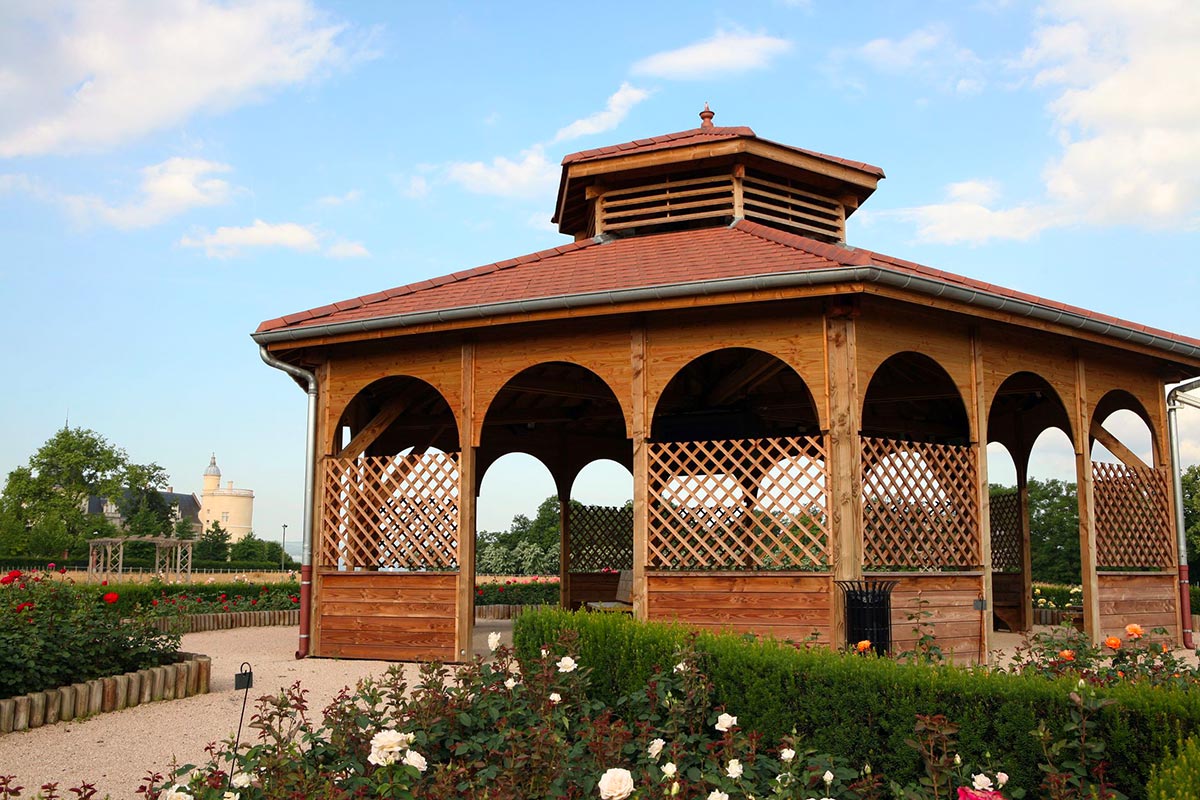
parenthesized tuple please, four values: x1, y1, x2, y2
(0, 623, 509, 798)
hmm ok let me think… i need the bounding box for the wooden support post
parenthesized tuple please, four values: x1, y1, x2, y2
(970, 329, 993, 662)
(1074, 354, 1102, 642)
(630, 324, 649, 619)
(560, 492, 571, 609)
(1154, 382, 1185, 642)
(456, 342, 477, 660)
(1017, 466, 1033, 632)
(825, 309, 861, 648)
(339, 396, 410, 460)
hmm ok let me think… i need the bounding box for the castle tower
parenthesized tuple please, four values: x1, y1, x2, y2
(199, 454, 255, 544)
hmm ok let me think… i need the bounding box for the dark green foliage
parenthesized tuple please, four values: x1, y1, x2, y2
(474, 578, 559, 605)
(1183, 464, 1200, 573)
(90, 579, 300, 614)
(1147, 736, 1200, 800)
(194, 521, 231, 561)
(514, 608, 1200, 799)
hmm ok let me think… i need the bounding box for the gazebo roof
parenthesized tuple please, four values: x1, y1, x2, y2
(252, 218, 1200, 364)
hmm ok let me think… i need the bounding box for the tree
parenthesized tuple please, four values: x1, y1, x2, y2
(1182, 464, 1200, 573)
(230, 531, 267, 562)
(173, 515, 197, 540)
(0, 426, 163, 558)
(195, 522, 231, 562)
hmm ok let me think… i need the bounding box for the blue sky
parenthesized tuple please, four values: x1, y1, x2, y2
(1, 0, 1198, 552)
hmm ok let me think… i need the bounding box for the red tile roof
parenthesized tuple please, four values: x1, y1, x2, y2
(253, 221, 1200, 356)
(560, 125, 885, 178)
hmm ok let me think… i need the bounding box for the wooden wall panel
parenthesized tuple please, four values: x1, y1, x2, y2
(473, 320, 635, 444)
(991, 572, 1025, 632)
(1082, 353, 1165, 467)
(1097, 572, 1178, 641)
(882, 573, 985, 664)
(646, 573, 833, 644)
(568, 572, 620, 610)
(855, 298, 975, 418)
(645, 302, 829, 430)
(977, 325, 1078, 428)
(315, 572, 458, 662)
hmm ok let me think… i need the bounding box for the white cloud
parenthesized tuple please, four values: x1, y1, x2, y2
(325, 240, 369, 259)
(632, 30, 791, 80)
(180, 219, 320, 258)
(398, 175, 429, 199)
(317, 189, 361, 206)
(857, 26, 947, 72)
(833, 23, 983, 94)
(526, 211, 558, 233)
(889, 180, 1058, 244)
(445, 145, 558, 199)
(896, 1, 1200, 243)
(553, 83, 651, 143)
(0, 0, 360, 157)
(65, 158, 233, 229)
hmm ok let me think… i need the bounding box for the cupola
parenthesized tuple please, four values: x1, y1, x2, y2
(552, 105, 885, 244)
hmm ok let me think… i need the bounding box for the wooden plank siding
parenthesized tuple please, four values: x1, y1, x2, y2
(646, 573, 833, 645)
(1097, 572, 1178, 641)
(568, 572, 620, 610)
(880, 573, 985, 664)
(315, 572, 458, 662)
(991, 572, 1025, 632)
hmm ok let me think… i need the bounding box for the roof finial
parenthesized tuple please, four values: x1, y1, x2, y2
(699, 102, 715, 128)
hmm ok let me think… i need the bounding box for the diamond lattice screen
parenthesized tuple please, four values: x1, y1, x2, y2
(1092, 461, 1174, 570)
(990, 490, 1021, 574)
(647, 436, 829, 570)
(569, 504, 634, 571)
(860, 437, 980, 570)
(321, 453, 460, 571)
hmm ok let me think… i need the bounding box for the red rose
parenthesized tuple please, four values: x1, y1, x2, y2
(47, 563, 56, 570)
(103, 592, 119, 604)
(101, 580, 108, 586)
(59, 568, 67, 574)
(251, 599, 257, 605)
(8, 569, 21, 578)
(0, 575, 12, 586)
(151, 599, 158, 606)
(219, 593, 226, 601)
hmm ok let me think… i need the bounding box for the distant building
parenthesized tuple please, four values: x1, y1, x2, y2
(199, 455, 255, 543)
(85, 490, 202, 533)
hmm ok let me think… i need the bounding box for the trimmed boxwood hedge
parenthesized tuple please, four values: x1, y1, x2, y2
(514, 607, 1200, 799)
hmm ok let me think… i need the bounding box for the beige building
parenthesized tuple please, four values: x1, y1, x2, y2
(199, 455, 255, 543)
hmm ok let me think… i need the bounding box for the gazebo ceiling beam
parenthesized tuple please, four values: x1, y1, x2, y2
(340, 396, 410, 459)
(705, 355, 788, 406)
(501, 376, 618, 403)
(1088, 420, 1150, 470)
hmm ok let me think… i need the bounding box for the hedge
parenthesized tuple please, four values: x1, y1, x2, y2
(80, 580, 300, 615)
(514, 608, 1200, 800)
(1147, 736, 1200, 799)
(475, 579, 559, 606)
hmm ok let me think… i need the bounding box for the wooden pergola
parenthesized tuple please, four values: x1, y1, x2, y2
(87, 536, 194, 581)
(254, 108, 1200, 664)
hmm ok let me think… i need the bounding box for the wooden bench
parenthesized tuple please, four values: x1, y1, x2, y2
(585, 569, 633, 613)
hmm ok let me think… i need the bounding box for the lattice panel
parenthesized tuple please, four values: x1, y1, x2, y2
(321, 454, 460, 571)
(569, 504, 634, 572)
(861, 438, 980, 570)
(1092, 461, 1174, 570)
(990, 491, 1022, 574)
(647, 436, 829, 570)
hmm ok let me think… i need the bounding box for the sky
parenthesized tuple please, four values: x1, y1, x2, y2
(2, 0, 1199, 554)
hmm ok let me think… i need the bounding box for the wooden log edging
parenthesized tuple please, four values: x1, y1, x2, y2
(147, 608, 300, 634)
(474, 603, 552, 621)
(0, 652, 211, 736)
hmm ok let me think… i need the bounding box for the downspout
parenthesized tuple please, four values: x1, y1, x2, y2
(259, 345, 318, 659)
(1168, 377, 1200, 649)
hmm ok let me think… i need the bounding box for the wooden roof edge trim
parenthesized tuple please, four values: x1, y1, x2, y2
(249, 264, 1200, 364)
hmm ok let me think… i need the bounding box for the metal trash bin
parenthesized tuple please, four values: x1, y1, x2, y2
(836, 580, 898, 656)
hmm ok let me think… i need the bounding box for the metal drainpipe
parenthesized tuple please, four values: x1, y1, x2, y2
(258, 345, 318, 659)
(1168, 377, 1200, 649)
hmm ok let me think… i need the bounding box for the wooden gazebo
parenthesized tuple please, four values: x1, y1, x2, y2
(253, 108, 1200, 664)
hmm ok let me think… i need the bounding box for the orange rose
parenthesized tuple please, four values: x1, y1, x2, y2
(1124, 623, 1144, 639)
(856, 639, 872, 653)
(1162, 643, 1169, 653)
(1105, 636, 1122, 650)
(1058, 649, 1075, 661)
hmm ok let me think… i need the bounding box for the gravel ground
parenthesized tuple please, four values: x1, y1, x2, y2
(0, 622, 510, 799)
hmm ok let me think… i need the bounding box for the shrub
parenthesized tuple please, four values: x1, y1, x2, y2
(0, 568, 179, 698)
(1147, 736, 1200, 800)
(513, 607, 1200, 799)
(77, 579, 301, 616)
(475, 577, 558, 606)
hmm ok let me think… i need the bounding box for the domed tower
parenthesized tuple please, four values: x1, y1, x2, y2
(202, 454, 221, 494)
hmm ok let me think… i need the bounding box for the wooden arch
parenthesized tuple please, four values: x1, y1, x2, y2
(332, 375, 459, 458)
(986, 371, 1074, 476)
(861, 351, 970, 444)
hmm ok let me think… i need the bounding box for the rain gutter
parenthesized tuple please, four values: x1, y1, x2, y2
(257, 345, 317, 659)
(250, 265, 1200, 363)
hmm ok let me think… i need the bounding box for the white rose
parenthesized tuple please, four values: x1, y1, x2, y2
(648, 738, 665, 759)
(715, 713, 737, 732)
(954, 753, 962, 766)
(231, 772, 252, 788)
(597, 767, 635, 800)
(661, 762, 677, 778)
(368, 729, 413, 766)
(159, 788, 193, 800)
(673, 662, 687, 673)
(222, 793, 239, 800)
(541, 647, 549, 657)
(779, 747, 795, 762)
(557, 656, 578, 673)
(505, 677, 517, 689)
(488, 631, 502, 652)
(972, 774, 994, 791)
(707, 792, 729, 800)
(549, 692, 562, 704)
(403, 749, 428, 773)
(726, 759, 743, 779)
(823, 769, 834, 785)
(997, 771, 1009, 787)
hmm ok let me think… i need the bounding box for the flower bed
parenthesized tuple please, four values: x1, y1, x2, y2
(145, 608, 300, 634)
(0, 651, 211, 736)
(475, 575, 559, 606)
